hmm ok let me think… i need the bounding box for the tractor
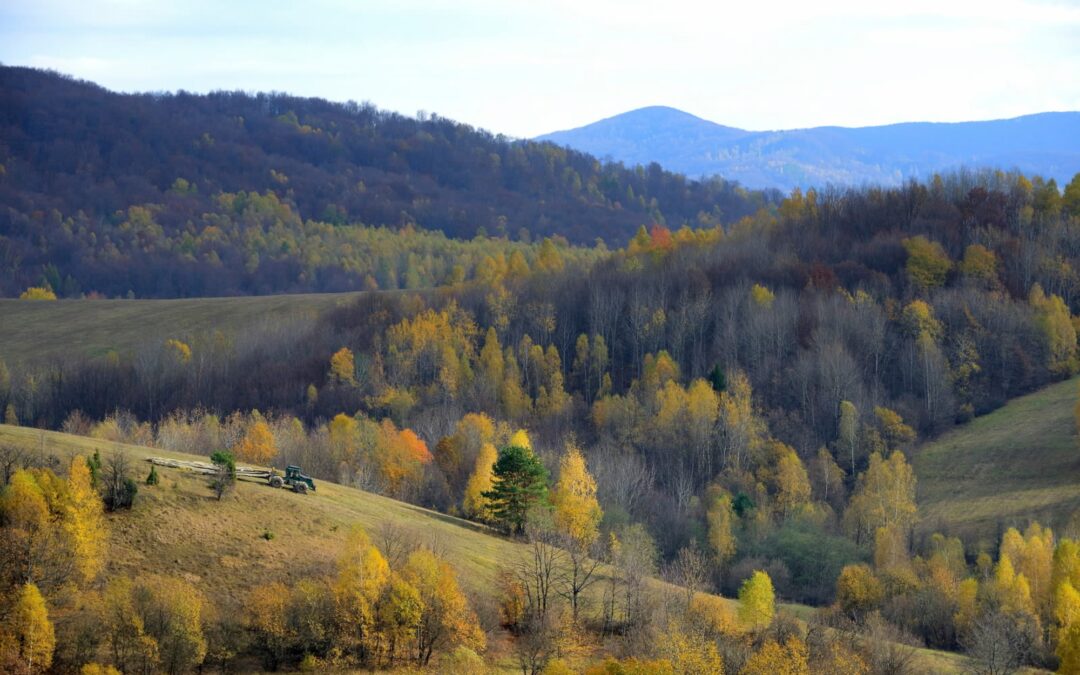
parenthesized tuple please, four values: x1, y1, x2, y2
(268, 465, 316, 493)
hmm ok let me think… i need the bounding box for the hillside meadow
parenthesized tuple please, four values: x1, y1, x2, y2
(914, 375, 1080, 549)
(0, 292, 364, 364)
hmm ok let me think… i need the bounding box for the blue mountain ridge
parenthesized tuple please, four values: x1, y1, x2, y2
(536, 106, 1080, 190)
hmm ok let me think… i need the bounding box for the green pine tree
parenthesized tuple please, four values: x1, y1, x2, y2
(482, 445, 549, 534)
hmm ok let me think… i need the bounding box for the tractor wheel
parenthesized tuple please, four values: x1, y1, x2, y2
(269, 475, 284, 489)
(293, 482, 308, 494)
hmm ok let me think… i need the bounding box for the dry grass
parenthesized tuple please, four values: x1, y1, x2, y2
(0, 292, 365, 365)
(914, 376, 1080, 550)
(0, 423, 989, 673)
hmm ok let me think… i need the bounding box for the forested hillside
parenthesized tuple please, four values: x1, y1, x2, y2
(0, 67, 771, 297)
(7, 168, 1080, 670)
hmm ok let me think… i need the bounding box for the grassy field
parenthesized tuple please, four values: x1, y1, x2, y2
(0, 423, 984, 673)
(914, 376, 1080, 550)
(0, 292, 366, 364)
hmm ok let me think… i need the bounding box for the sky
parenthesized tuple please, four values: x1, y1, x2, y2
(2, 0, 1079, 138)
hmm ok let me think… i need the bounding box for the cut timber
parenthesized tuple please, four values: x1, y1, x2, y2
(146, 457, 273, 480)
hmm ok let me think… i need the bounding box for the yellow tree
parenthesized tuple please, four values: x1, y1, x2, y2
(1030, 284, 1078, 375)
(1054, 580, 1080, 631)
(375, 574, 423, 666)
(835, 564, 883, 621)
(843, 451, 917, 543)
(739, 637, 809, 675)
(660, 622, 725, 675)
(19, 287, 57, 301)
(552, 444, 602, 548)
(685, 378, 720, 479)
(329, 347, 357, 386)
(1059, 622, 1080, 675)
(462, 442, 498, 520)
(902, 235, 952, 291)
(402, 549, 486, 665)
(718, 370, 766, 472)
(64, 456, 106, 583)
(1, 469, 50, 588)
(551, 442, 603, 622)
(959, 244, 999, 287)
(247, 583, 290, 670)
(771, 443, 811, 520)
(1, 583, 55, 673)
(705, 487, 737, 567)
(234, 416, 277, 464)
(738, 570, 775, 630)
(334, 525, 391, 661)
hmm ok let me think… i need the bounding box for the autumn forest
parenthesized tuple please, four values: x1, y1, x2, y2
(4, 64, 1080, 674)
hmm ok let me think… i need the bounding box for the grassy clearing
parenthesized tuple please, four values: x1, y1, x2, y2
(914, 376, 1080, 550)
(0, 424, 988, 673)
(0, 292, 365, 364)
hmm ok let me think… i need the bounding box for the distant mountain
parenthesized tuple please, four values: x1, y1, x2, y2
(537, 107, 1080, 190)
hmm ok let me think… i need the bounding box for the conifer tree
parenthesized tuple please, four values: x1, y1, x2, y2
(483, 445, 549, 534)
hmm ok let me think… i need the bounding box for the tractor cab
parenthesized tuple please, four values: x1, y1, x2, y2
(268, 465, 317, 493)
(285, 465, 317, 492)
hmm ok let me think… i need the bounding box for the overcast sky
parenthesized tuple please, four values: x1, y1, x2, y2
(2, 0, 1079, 138)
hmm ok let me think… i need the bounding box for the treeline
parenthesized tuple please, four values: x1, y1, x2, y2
(0, 66, 772, 297)
(1, 188, 603, 298)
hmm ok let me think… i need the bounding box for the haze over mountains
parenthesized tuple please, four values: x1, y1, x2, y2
(537, 106, 1080, 191)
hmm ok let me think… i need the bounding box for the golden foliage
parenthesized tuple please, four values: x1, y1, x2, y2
(19, 286, 57, 301)
(737, 570, 775, 630)
(551, 443, 603, 547)
(463, 442, 499, 520)
(329, 346, 357, 386)
(750, 283, 775, 308)
(164, 338, 192, 363)
(402, 549, 486, 663)
(836, 564, 883, 619)
(234, 417, 278, 464)
(739, 637, 809, 675)
(1030, 283, 1078, 375)
(705, 487, 737, 564)
(959, 244, 999, 285)
(658, 622, 725, 674)
(333, 526, 391, 657)
(813, 641, 869, 675)
(0, 583, 55, 673)
(80, 664, 122, 675)
(902, 235, 952, 291)
(64, 456, 106, 583)
(688, 593, 741, 637)
(843, 450, 917, 542)
(1058, 621, 1080, 675)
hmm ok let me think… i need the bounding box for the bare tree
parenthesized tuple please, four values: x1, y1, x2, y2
(668, 543, 711, 612)
(962, 611, 1036, 675)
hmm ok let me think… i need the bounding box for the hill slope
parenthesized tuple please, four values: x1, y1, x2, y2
(0, 292, 365, 365)
(0, 67, 768, 298)
(0, 423, 979, 673)
(914, 376, 1080, 548)
(538, 107, 1080, 190)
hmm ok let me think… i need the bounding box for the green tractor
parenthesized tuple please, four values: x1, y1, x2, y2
(268, 465, 316, 494)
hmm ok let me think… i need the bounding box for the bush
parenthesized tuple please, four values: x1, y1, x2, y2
(146, 466, 159, 486)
